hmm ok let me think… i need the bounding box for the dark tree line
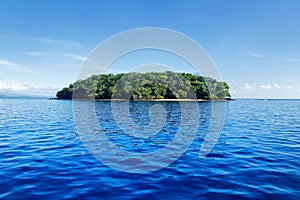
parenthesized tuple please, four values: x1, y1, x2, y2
(56, 72, 231, 100)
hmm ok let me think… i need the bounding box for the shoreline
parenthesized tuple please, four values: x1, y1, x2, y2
(49, 98, 229, 102)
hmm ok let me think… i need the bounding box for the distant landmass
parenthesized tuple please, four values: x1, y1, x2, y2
(0, 93, 49, 99)
(56, 72, 231, 100)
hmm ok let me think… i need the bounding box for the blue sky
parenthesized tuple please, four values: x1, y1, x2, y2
(0, 0, 299, 98)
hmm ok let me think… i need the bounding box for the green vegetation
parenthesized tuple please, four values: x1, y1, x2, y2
(56, 72, 231, 100)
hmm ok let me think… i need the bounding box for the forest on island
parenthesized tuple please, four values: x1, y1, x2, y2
(56, 72, 231, 100)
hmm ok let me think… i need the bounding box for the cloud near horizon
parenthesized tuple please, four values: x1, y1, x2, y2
(234, 82, 300, 98)
(0, 81, 59, 97)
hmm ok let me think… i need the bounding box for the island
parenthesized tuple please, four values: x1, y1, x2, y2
(56, 71, 231, 100)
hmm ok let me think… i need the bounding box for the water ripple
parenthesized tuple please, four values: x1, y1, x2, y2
(0, 99, 299, 199)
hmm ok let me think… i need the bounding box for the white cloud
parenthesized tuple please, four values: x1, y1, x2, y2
(229, 88, 237, 94)
(67, 54, 87, 61)
(64, 63, 81, 67)
(284, 58, 300, 62)
(260, 84, 272, 90)
(10, 84, 28, 92)
(0, 81, 10, 89)
(0, 60, 16, 66)
(20, 51, 50, 57)
(37, 38, 83, 47)
(274, 83, 280, 89)
(284, 85, 293, 91)
(240, 83, 255, 91)
(0, 81, 59, 96)
(297, 86, 300, 95)
(0, 81, 28, 92)
(232, 82, 300, 99)
(0, 59, 31, 73)
(1, 30, 84, 48)
(250, 54, 263, 58)
(21, 51, 88, 62)
(282, 85, 300, 98)
(0, 81, 33, 92)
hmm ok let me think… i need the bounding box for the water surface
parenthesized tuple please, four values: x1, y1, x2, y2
(0, 99, 299, 199)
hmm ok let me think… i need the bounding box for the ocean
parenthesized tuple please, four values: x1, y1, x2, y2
(0, 99, 299, 199)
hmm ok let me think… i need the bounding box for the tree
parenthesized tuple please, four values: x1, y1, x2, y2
(56, 72, 231, 100)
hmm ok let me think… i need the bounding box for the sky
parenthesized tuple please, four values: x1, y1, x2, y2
(0, 0, 299, 98)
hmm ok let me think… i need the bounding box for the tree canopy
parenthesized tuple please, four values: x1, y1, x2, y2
(56, 72, 231, 100)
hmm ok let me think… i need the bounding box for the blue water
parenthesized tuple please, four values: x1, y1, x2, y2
(0, 99, 299, 199)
